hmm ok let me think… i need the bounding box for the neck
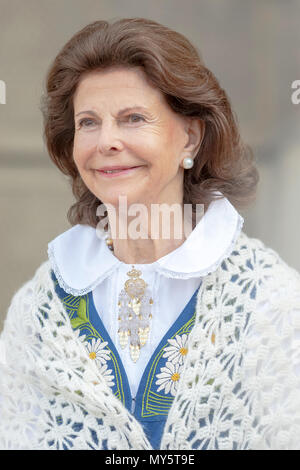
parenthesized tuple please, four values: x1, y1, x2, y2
(112, 236, 186, 264)
(107, 202, 188, 264)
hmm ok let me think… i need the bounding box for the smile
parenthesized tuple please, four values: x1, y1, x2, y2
(96, 166, 143, 177)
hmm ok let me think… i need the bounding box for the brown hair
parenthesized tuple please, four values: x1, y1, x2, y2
(41, 17, 259, 227)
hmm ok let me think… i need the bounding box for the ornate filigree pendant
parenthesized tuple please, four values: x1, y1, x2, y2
(118, 266, 153, 363)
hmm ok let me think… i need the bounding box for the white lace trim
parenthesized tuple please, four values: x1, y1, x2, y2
(48, 213, 243, 292)
(47, 243, 119, 297)
(155, 214, 244, 279)
(47, 196, 244, 294)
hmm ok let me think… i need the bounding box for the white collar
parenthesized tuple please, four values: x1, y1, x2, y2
(48, 195, 244, 296)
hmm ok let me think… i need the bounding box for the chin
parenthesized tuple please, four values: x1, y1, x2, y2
(102, 191, 146, 209)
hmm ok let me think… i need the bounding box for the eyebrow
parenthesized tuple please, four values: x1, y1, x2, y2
(75, 106, 149, 118)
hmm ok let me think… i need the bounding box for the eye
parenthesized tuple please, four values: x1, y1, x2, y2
(127, 114, 145, 123)
(77, 118, 97, 129)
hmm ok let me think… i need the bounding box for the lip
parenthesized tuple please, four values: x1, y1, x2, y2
(96, 165, 143, 177)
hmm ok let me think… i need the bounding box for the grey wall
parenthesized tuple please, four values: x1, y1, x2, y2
(1, 0, 300, 330)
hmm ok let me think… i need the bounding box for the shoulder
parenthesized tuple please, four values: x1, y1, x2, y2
(200, 230, 300, 311)
(230, 230, 300, 322)
(1, 260, 53, 334)
(200, 230, 300, 336)
(224, 230, 300, 294)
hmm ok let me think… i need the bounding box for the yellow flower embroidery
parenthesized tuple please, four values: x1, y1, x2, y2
(156, 362, 182, 396)
(171, 372, 180, 382)
(179, 347, 188, 356)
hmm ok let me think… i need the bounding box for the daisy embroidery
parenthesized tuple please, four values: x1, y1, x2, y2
(85, 338, 111, 366)
(98, 363, 115, 388)
(162, 334, 189, 365)
(155, 361, 183, 396)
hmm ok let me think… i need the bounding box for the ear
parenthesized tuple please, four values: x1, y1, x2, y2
(182, 118, 205, 159)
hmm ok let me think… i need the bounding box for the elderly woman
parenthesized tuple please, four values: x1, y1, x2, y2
(1, 17, 300, 451)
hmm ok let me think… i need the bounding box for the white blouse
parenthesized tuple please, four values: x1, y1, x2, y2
(48, 195, 244, 397)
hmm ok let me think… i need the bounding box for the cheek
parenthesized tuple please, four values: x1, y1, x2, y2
(160, 124, 184, 170)
(73, 133, 96, 169)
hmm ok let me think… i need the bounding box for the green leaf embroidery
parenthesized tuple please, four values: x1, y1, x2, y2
(70, 298, 88, 329)
(77, 298, 88, 321)
(70, 317, 85, 329)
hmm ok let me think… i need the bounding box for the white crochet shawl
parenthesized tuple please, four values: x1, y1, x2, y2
(1, 231, 300, 450)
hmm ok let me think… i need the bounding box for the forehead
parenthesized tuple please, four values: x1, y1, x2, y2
(73, 66, 165, 107)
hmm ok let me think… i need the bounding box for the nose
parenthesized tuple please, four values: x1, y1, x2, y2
(96, 120, 124, 155)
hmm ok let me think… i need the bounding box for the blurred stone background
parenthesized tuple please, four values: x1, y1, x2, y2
(0, 0, 300, 331)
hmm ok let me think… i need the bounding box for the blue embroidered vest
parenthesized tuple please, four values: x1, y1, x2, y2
(51, 271, 200, 449)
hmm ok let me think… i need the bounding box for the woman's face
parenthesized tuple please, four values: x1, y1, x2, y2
(73, 66, 199, 209)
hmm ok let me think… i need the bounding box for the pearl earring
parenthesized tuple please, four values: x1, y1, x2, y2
(182, 156, 194, 169)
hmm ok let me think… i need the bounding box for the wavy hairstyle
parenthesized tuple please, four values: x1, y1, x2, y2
(41, 17, 259, 227)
